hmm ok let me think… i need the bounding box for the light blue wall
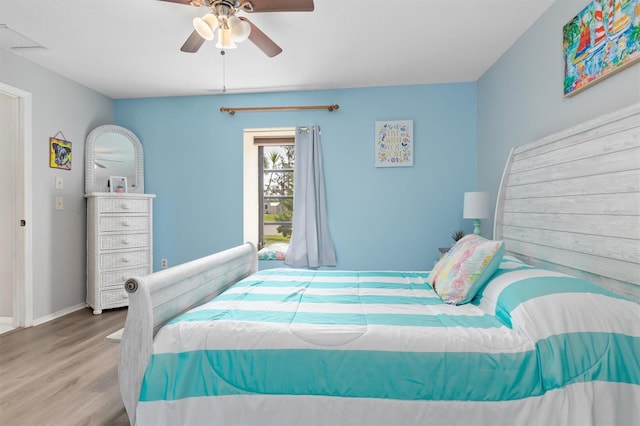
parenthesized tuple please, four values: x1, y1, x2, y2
(115, 84, 477, 271)
(477, 0, 640, 238)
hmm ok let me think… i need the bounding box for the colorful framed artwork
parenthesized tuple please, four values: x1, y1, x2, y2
(109, 176, 128, 193)
(375, 120, 413, 167)
(49, 137, 72, 170)
(563, 0, 640, 97)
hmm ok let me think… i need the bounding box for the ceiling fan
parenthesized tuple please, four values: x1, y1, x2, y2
(160, 0, 314, 57)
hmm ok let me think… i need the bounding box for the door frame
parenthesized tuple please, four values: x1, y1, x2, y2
(0, 82, 33, 328)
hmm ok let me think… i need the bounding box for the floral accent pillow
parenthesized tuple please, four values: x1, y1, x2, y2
(427, 234, 480, 290)
(427, 252, 447, 291)
(430, 235, 505, 305)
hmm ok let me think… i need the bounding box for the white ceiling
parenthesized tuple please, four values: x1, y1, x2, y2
(0, 0, 557, 99)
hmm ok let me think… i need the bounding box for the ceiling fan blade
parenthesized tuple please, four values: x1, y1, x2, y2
(157, 0, 204, 6)
(180, 30, 206, 53)
(245, 0, 314, 12)
(239, 17, 282, 57)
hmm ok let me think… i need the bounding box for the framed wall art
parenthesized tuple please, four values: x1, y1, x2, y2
(109, 176, 128, 193)
(375, 120, 413, 167)
(563, 0, 640, 97)
(49, 136, 72, 170)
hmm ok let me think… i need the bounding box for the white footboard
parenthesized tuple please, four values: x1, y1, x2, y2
(118, 243, 257, 425)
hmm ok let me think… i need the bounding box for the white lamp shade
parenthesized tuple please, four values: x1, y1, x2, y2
(228, 16, 251, 42)
(463, 192, 490, 219)
(215, 27, 237, 49)
(193, 14, 218, 41)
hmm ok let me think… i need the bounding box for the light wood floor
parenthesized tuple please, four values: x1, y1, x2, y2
(0, 307, 129, 425)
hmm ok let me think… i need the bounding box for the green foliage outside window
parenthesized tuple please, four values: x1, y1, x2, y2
(262, 145, 294, 244)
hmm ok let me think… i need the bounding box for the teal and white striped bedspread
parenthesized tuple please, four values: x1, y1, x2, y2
(136, 258, 640, 425)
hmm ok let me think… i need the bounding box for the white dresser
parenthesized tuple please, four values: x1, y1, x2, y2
(86, 193, 155, 315)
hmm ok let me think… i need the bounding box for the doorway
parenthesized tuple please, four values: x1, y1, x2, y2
(0, 82, 33, 332)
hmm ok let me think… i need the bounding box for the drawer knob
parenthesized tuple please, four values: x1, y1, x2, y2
(121, 257, 130, 263)
(121, 293, 128, 300)
(122, 221, 131, 227)
(121, 203, 130, 210)
(121, 239, 130, 245)
(121, 275, 127, 281)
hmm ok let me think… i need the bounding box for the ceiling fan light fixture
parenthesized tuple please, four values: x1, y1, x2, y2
(174, 0, 314, 56)
(227, 15, 251, 42)
(216, 27, 237, 49)
(193, 13, 219, 41)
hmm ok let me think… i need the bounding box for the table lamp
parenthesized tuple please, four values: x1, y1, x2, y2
(463, 192, 490, 235)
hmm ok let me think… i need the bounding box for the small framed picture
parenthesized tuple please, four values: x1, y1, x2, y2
(49, 137, 72, 170)
(375, 120, 413, 167)
(109, 176, 127, 193)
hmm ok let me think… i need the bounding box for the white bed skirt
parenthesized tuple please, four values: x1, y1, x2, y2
(136, 381, 640, 426)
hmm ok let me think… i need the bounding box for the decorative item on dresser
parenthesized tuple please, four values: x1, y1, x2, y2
(84, 125, 155, 315)
(451, 229, 465, 244)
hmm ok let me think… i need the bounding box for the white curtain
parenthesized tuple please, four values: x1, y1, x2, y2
(285, 126, 336, 267)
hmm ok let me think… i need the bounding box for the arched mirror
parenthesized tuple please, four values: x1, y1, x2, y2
(85, 125, 145, 194)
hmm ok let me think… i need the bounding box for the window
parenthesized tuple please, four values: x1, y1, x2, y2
(259, 143, 294, 249)
(243, 128, 296, 250)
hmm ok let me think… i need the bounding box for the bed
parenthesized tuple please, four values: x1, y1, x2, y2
(119, 103, 640, 426)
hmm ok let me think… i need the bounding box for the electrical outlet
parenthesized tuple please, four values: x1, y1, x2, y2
(161, 259, 168, 268)
(55, 197, 64, 210)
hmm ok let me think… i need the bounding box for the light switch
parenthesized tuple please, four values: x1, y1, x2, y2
(55, 176, 64, 189)
(55, 197, 64, 210)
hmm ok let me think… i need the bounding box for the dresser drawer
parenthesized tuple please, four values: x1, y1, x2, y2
(100, 250, 149, 269)
(101, 288, 129, 306)
(100, 233, 149, 250)
(99, 198, 149, 214)
(100, 266, 150, 289)
(99, 216, 149, 232)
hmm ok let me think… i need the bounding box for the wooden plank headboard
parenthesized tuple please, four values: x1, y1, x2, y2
(494, 103, 640, 302)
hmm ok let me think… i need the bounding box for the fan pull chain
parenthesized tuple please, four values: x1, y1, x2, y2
(221, 50, 227, 93)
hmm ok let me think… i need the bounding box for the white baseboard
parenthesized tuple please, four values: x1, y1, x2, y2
(32, 303, 87, 327)
(0, 316, 12, 325)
